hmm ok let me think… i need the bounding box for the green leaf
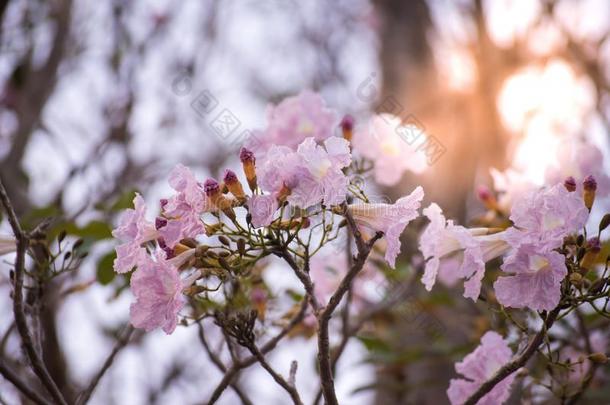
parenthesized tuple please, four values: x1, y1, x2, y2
(96, 251, 117, 285)
(357, 335, 391, 353)
(109, 189, 139, 211)
(65, 220, 113, 240)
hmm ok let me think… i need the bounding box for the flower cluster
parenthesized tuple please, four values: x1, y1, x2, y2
(108, 90, 610, 405)
(111, 91, 425, 335)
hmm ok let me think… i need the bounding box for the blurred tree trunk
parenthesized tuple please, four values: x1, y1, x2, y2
(372, 0, 510, 403)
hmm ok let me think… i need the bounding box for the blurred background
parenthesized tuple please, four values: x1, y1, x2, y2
(0, 0, 609, 403)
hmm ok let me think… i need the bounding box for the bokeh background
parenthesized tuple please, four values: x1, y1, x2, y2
(0, 0, 609, 403)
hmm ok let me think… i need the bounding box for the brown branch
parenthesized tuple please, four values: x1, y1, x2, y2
(244, 343, 303, 405)
(197, 323, 253, 405)
(0, 179, 68, 405)
(76, 325, 134, 405)
(206, 298, 308, 404)
(0, 359, 51, 405)
(464, 306, 561, 405)
(316, 206, 383, 405)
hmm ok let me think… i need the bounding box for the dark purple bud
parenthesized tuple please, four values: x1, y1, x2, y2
(204, 178, 220, 197)
(223, 169, 238, 184)
(587, 237, 601, 253)
(240, 147, 255, 164)
(564, 176, 576, 192)
(160, 198, 169, 209)
(584, 175, 597, 192)
(477, 185, 492, 202)
(158, 238, 174, 258)
(340, 114, 354, 132)
(155, 217, 167, 230)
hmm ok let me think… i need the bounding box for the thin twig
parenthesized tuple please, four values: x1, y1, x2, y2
(245, 343, 303, 405)
(76, 325, 134, 405)
(0, 179, 68, 405)
(206, 298, 308, 404)
(197, 323, 254, 405)
(464, 306, 561, 405)
(0, 359, 52, 405)
(315, 206, 382, 405)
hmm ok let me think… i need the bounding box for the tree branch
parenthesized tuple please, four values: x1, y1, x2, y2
(316, 207, 383, 405)
(464, 306, 561, 405)
(76, 325, 134, 405)
(0, 359, 51, 405)
(0, 179, 68, 405)
(206, 298, 308, 404)
(197, 323, 253, 405)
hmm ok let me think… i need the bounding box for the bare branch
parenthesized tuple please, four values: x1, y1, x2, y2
(76, 325, 134, 405)
(0, 179, 68, 405)
(0, 359, 51, 405)
(464, 306, 561, 405)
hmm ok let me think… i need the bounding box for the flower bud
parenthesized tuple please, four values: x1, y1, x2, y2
(173, 243, 191, 256)
(205, 178, 236, 219)
(569, 272, 582, 286)
(580, 237, 601, 273)
(477, 185, 498, 211)
(276, 183, 292, 204)
(583, 175, 597, 210)
(340, 114, 354, 142)
(155, 216, 167, 230)
(240, 148, 257, 191)
(223, 169, 246, 201)
(588, 352, 608, 364)
(564, 176, 576, 192)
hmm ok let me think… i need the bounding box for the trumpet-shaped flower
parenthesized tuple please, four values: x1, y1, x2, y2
(289, 137, 351, 207)
(248, 194, 278, 228)
(129, 252, 195, 334)
(494, 244, 566, 311)
(257, 137, 351, 209)
(348, 186, 424, 268)
(506, 184, 588, 250)
(352, 114, 427, 186)
(247, 90, 337, 153)
(112, 194, 158, 273)
(161, 164, 208, 245)
(420, 203, 510, 300)
(447, 331, 515, 405)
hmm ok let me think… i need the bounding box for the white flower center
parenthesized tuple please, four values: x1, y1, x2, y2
(529, 255, 549, 272)
(542, 212, 565, 231)
(298, 119, 314, 135)
(381, 139, 401, 156)
(309, 157, 332, 179)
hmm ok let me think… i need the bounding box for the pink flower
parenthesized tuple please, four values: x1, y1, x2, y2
(352, 114, 427, 186)
(257, 137, 351, 209)
(545, 138, 610, 196)
(348, 186, 424, 268)
(112, 194, 158, 274)
(129, 252, 195, 334)
(248, 194, 278, 228)
(494, 244, 566, 311)
(289, 137, 351, 207)
(419, 203, 510, 300)
(257, 145, 305, 195)
(506, 184, 588, 251)
(161, 164, 208, 245)
(246, 90, 337, 153)
(447, 331, 515, 405)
